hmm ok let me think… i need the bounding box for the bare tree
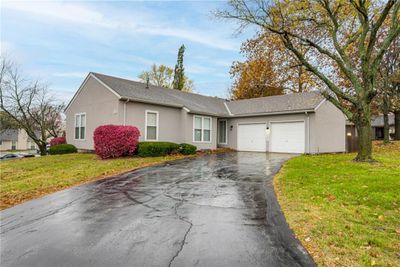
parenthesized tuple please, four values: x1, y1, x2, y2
(216, 0, 400, 161)
(0, 57, 65, 155)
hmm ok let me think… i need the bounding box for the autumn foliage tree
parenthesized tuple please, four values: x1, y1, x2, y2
(230, 40, 284, 99)
(231, 33, 319, 100)
(217, 0, 400, 161)
(138, 64, 194, 92)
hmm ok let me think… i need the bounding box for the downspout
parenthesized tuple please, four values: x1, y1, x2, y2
(305, 111, 310, 154)
(123, 99, 129, 126)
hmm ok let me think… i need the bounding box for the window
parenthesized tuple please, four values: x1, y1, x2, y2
(11, 141, 17, 150)
(218, 120, 227, 144)
(75, 113, 86, 140)
(194, 116, 212, 142)
(145, 111, 158, 141)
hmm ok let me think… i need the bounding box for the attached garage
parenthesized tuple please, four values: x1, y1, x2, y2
(269, 121, 305, 153)
(236, 121, 305, 154)
(237, 123, 266, 152)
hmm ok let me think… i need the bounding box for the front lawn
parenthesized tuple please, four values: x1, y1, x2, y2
(274, 141, 400, 266)
(0, 153, 197, 210)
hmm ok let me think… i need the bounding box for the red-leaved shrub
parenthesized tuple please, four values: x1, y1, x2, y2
(93, 125, 140, 159)
(50, 137, 66, 147)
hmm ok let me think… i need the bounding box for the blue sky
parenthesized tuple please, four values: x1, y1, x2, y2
(1, 0, 255, 102)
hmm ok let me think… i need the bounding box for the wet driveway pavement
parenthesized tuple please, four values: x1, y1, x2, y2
(1, 152, 315, 267)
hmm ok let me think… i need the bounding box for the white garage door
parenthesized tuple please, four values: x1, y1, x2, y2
(237, 124, 266, 152)
(270, 121, 305, 153)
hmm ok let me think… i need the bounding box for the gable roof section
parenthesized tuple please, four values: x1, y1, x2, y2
(65, 73, 121, 112)
(66, 72, 326, 117)
(92, 72, 229, 116)
(0, 129, 18, 141)
(226, 92, 324, 116)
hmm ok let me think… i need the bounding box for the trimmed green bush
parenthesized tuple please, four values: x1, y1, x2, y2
(137, 142, 180, 157)
(49, 144, 77, 155)
(179, 143, 197, 155)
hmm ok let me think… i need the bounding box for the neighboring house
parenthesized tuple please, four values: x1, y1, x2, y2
(346, 114, 395, 140)
(65, 72, 346, 154)
(0, 129, 37, 151)
(371, 114, 395, 140)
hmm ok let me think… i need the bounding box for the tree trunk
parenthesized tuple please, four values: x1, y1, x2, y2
(383, 113, 390, 144)
(395, 110, 400, 140)
(383, 94, 390, 144)
(39, 144, 47, 156)
(355, 107, 373, 161)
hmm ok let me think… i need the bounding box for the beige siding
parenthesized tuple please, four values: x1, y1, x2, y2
(122, 101, 217, 149)
(221, 102, 345, 154)
(314, 100, 346, 153)
(183, 114, 218, 150)
(121, 101, 183, 143)
(65, 76, 120, 150)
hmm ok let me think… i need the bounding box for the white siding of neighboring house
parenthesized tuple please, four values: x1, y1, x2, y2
(0, 129, 38, 151)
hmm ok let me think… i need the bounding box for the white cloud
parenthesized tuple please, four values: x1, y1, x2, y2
(52, 72, 86, 78)
(186, 64, 216, 74)
(2, 1, 114, 28)
(2, 1, 239, 51)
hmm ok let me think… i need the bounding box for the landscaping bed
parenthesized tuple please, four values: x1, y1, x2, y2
(274, 141, 400, 266)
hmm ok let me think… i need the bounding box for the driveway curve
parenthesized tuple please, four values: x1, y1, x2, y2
(1, 152, 315, 267)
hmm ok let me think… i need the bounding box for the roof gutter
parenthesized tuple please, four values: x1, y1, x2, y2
(225, 109, 316, 118)
(120, 97, 183, 109)
(123, 99, 129, 126)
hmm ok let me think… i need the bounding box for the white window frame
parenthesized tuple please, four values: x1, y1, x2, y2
(218, 119, 228, 145)
(74, 113, 86, 140)
(145, 110, 159, 141)
(193, 115, 212, 143)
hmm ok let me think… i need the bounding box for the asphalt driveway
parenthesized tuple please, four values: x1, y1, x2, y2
(1, 152, 315, 267)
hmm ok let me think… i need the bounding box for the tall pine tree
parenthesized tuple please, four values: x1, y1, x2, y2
(173, 45, 185, 90)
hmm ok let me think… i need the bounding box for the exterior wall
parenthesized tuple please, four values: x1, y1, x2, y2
(17, 130, 37, 150)
(183, 113, 217, 150)
(0, 129, 37, 151)
(120, 101, 217, 150)
(221, 113, 315, 153)
(120, 101, 183, 143)
(314, 100, 346, 153)
(65, 76, 120, 150)
(0, 141, 12, 151)
(220, 101, 345, 154)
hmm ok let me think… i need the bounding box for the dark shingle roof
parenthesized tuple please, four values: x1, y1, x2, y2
(92, 73, 229, 116)
(226, 92, 324, 115)
(90, 73, 325, 116)
(0, 129, 18, 141)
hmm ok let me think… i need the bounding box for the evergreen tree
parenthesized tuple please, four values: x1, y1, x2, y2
(173, 45, 185, 90)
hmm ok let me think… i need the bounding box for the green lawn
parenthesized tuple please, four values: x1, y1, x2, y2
(0, 153, 197, 210)
(274, 142, 400, 266)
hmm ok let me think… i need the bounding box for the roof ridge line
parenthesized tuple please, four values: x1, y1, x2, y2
(91, 72, 227, 102)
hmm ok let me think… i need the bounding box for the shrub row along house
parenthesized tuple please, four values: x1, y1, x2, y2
(65, 72, 346, 154)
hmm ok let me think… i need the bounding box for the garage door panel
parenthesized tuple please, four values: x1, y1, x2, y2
(270, 122, 305, 153)
(237, 124, 266, 152)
